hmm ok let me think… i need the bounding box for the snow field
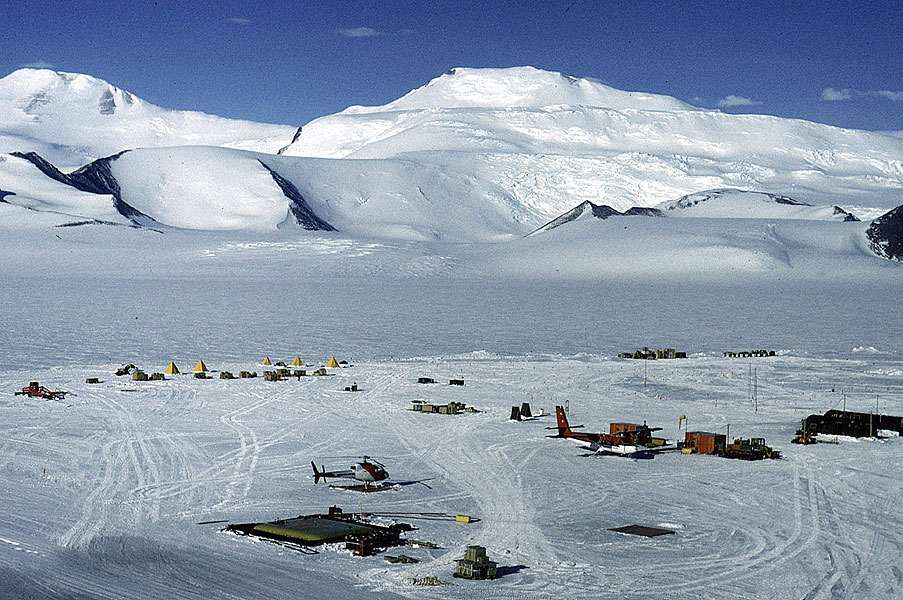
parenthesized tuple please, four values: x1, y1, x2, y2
(2, 352, 902, 599)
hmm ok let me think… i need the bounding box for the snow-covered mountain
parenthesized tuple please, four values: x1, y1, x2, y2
(280, 66, 903, 219)
(0, 69, 295, 167)
(1, 66, 902, 256)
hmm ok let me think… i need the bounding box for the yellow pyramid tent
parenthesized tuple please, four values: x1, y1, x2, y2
(325, 356, 340, 368)
(192, 359, 208, 373)
(290, 355, 303, 367)
(164, 361, 180, 375)
(261, 356, 272, 366)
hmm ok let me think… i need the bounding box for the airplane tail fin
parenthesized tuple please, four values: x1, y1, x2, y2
(555, 405, 571, 436)
(312, 461, 323, 484)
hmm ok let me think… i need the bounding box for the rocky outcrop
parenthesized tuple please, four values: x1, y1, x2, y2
(11, 151, 161, 227)
(866, 204, 903, 261)
(662, 188, 808, 212)
(528, 200, 662, 236)
(277, 126, 304, 155)
(258, 161, 335, 231)
(832, 206, 860, 222)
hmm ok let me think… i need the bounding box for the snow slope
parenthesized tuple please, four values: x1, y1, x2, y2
(492, 214, 883, 279)
(101, 147, 520, 238)
(281, 66, 903, 216)
(0, 69, 295, 167)
(0, 153, 127, 228)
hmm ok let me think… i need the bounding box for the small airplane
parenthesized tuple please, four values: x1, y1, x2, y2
(311, 456, 432, 492)
(547, 406, 667, 457)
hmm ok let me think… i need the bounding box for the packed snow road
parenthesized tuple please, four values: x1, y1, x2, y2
(2, 353, 902, 599)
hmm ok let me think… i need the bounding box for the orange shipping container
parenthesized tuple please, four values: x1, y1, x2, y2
(685, 431, 726, 454)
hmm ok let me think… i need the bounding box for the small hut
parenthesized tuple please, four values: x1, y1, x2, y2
(454, 546, 497, 580)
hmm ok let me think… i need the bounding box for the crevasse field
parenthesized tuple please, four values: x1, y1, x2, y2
(1, 225, 902, 600)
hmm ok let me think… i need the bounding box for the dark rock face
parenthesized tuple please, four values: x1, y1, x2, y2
(277, 126, 304, 155)
(587, 204, 621, 220)
(772, 194, 807, 206)
(99, 89, 116, 114)
(866, 204, 903, 261)
(0, 189, 13, 203)
(622, 207, 664, 217)
(11, 151, 161, 227)
(529, 200, 662, 235)
(12, 150, 126, 195)
(666, 188, 809, 211)
(258, 161, 335, 231)
(832, 206, 860, 222)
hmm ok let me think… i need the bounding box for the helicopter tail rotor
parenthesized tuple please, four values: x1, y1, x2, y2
(311, 461, 324, 484)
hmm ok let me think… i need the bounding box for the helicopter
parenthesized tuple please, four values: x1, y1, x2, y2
(310, 456, 432, 492)
(311, 456, 389, 489)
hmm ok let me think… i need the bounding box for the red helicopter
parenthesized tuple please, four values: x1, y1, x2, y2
(311, 456, 390, 491)
(311, 456, 431, 492)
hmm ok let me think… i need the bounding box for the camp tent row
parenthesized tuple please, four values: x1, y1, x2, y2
(160, 360, 204, 374)
(157, 356, 342, 375)
(263, 355, 341, 368)
(261, 355, 304, 367)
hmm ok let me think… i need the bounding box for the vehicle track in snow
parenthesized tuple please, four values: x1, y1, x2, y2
(348, 362, 568, 597)
(621, 460, 822, 598)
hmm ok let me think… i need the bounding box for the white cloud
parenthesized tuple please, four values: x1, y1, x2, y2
(337, 27, 380, 38)
(718, 95, 763, 108)
(872, 90, 903, 102)
(821, 87, 903, 102)
(226, 17, 251, 25)
(821, 87, 852, 101)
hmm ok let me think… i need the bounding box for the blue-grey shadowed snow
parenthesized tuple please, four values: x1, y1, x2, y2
(0, 271, 900, 371)
(0, 535, 406, 600)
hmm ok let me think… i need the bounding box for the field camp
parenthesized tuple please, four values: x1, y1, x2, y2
(4, 333, 903, 598)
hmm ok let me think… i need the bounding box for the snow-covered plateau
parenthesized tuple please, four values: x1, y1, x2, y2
(1, 66, 902, 599)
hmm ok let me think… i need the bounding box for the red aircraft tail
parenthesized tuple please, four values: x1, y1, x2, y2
(554, 405, 571, 436)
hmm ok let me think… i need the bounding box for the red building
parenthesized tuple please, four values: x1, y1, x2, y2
(684, 431, 726, 454)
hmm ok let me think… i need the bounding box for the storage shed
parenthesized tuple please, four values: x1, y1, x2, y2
(454, 546, 497, 580)
(684, 431, 726, 455)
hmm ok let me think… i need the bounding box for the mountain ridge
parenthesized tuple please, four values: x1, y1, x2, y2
(1, 66, 902, 259)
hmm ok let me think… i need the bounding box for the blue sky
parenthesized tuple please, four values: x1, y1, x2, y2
(5, 0, 903, 131)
